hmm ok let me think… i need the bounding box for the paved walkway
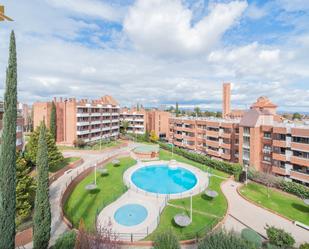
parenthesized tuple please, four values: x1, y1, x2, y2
(221, 179, 309, 246)
(23, 143, 137, 249)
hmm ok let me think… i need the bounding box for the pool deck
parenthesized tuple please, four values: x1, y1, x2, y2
(96, 160, 209, 241)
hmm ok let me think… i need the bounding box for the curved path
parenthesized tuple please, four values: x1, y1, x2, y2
(221, 179, 309, 246)
(23, 142, 137, 248)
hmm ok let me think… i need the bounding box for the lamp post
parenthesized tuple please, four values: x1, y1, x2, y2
(190, 194, 193, 222)
(94, 162, 97, 185)
(245, 165, 248, 186)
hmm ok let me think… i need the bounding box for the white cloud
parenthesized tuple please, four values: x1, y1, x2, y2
(124, 0, 248, 56)
(46, 0, 126, 22)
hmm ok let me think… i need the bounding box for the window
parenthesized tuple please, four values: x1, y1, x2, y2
(293, 150, 309, 159)
(264, 132, 271, 139)
(292, 136, 309, 144)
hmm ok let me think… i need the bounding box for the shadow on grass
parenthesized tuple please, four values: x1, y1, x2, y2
(291, 203, 309, 213)
(201, 194, 215, 201)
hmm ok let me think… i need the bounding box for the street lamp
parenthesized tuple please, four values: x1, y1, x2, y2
(245, 164, 249, 186)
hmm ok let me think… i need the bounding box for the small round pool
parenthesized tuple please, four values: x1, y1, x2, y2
(131, 164, 197, 194)
(114, 204, 148, 226)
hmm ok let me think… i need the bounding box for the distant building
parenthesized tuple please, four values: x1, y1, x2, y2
(0, 101, 24, 150)
(168, 84, 309, 186)
(33, 95, 120, 145)
(120, 108, 171, 139)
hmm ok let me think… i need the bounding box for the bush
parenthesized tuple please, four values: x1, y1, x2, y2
(73, 138, 86, 148)
(249, 169, 309, 199)
(153, 230, 180, 249)
(158, 142, 243, 177)
(300, 243, 309, 249)
(53, 231, 76, 249)
(265, 225, 295, 248)
(198, 230, 256, 249)
(241, 228, 262, 248)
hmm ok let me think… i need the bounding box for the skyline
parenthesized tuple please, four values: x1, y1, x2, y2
(0, 0, 309, 111)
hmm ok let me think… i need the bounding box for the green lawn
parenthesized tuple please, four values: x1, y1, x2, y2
(64, 157, 136, 230)
(49, 157, 80, 173)
(58, 140, 121, 151)
(147, 176, 227, 240)
(240, 182, 309, 225)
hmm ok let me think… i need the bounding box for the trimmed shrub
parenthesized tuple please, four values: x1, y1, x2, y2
(53, 231, 76, 249)
(198, 230, 256, 249)
(241, 228, 262, 248)
(300, 243, 309, 249)
(249, 169, 309, 199)
(153, 230, 180, 249)
(158, 142, 243, 177)
(265, 225, 295, 248)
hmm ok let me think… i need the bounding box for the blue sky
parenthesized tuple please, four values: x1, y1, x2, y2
(0, 0, 309, 111)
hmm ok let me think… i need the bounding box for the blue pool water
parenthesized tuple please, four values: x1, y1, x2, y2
(131, 165, 197, 194)
(114, 204, 148, 226)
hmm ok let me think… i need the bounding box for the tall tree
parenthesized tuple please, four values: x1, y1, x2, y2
(175, 102, 179, 117)
(33, 123, 51, 249)
(0, 30, 18, 249)
(50, 101, 57, 140)
(25, 126, 64, 169)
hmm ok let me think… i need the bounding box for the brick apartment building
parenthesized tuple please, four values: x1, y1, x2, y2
(33, 95, 120, 145)
(120, 108, 171, 139)
(0, 101, 24, 150)
(168, 83, 309, 185)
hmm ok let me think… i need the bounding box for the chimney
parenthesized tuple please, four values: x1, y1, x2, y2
(223, 83, 231, 118)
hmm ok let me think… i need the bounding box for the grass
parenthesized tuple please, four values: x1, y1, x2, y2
(49, 157, 80, 173)
(147, 176, 227, 240)
(64, 157, 136, 230)
(240, 182, 309, 226)
(58, 140, 121, 151)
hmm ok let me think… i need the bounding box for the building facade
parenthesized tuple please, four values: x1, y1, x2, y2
(168, 84, 309, 186)
(0, 101, 24, 150)
(120, 108, 171, 139)
(33, 95, 120, 145)
(120, 108, 146, 134)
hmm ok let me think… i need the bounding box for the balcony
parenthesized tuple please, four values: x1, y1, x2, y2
(206, 130, 219, 138)
(90, 120, 101, 125)
(76, 112, 89, 117)
(207, 149, 220, 158)
(91, 112, 101, 117)
(102, 120, 110, 124)
(272, 166, 289, 176)
(174, 133, 182, 139)
(272, 153, 286, 162)
(221, 153, 231, 161)
(206, 140, 219, 148)
(291, 142, 309, 152)
(102, 113, 111, 116)
(221, 143, 231, 149)
(182, 127, 195, 133)
(174, 141, 183, 147)
(185, 144, 196, 150)
(290, 156, 309, 167)
(77, 121, 89, 126)
(102, 127, 111, 131)
(290, 170, 309, 183)
(184, 136, 195, 142)
(90, 128, 101, 133)
(112, 113, 119, 116)
(273, 140, 287, 148)
(76, 130, 89, 135)
(221, 132, 232, 139)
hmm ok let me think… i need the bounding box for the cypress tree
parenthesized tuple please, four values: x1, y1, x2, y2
(0, 30, 18, 249)
(175, 102, 179, 117)
(50, 102, 57, 140)
(33, 122, 51, 249)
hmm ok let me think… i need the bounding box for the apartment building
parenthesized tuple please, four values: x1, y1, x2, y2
(146, 109, 171, 139)
(120, 108, 171, 138)
(168, 117, 240, 163)
(0, 101, 24, 150)
(33, 95, 120, 145)
(168, 84, 309, 186)
(120, 108, 146, 134)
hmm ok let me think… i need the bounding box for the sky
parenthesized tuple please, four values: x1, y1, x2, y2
(0, 0, 309, 112)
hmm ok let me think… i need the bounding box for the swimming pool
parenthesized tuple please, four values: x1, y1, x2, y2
(114, 204, 148, 226)
(131, 164, 197, 194)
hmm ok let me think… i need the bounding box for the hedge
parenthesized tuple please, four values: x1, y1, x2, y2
(249, 169, 309, 199)
(158, 142, 243, 177)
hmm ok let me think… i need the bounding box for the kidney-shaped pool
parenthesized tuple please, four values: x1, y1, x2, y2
(131, 164, 197, 194)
